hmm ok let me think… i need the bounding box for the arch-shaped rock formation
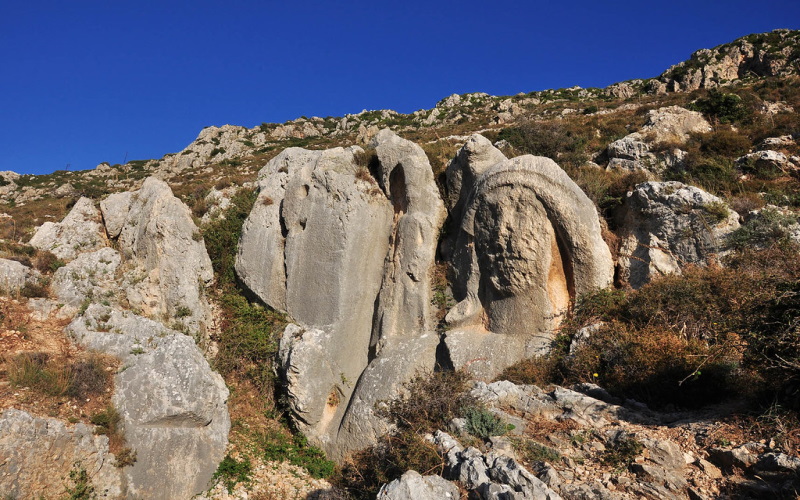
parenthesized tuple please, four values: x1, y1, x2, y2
(444, 154, 614, 379)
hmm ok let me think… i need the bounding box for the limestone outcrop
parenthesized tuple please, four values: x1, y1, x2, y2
(605, 106, 711, 174)
(68, 304, 230, 500)
(376, 470, 461, 499)
(101, 177, 213, 334)
(238, 130, 445, 459)
(51, 247, 121, 315)
(29, 197, 106, 261)
(0, 258, 40, 293)
(444, 148, 614, 379)
(658, 30, 800, 92)
(5, 175, 231, 499)
(235, 130, 616, 457)
(0, 409, 126, 499)
(617, 181, 740, 288)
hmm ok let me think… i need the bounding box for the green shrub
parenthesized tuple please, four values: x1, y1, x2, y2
(499, 246, 800, 410)
(727, 208, 799, 249)
(691, 89, 750, 124)
(384, 370, 476, 433)
(65, 462, 95, 499)
(260, 431, 335, 479)
(213, 454, 252, 493)
(202, 188, 257, 287)
(602, 435, 644, 468)
(463, 407, 511, 439)
(215, 292, 284, 391)
(699, 128, 752, 157)
(497, 121, 588, 165)
(515, 440, 561, 463)
(32, 250, 65, 273)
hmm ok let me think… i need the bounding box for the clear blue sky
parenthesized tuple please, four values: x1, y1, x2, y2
(2, 1, 798, 175)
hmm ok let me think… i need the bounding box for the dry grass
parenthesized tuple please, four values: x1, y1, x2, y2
(0, 298, 116, 424)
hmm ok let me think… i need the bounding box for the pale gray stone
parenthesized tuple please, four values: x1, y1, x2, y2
(100, 191, 134, 238)
(245, 145, 395, 457)
(488, 455, 562, 500)
(445, 153, 613, 377)
(108, 177, 213, 334)
(51, 247, 121, 313)
(0, 409, 125, 499)
(617, 181, 740, 288)
(67, 304, 230, 500)
(29, 197, 106, 260)
(737, 150, 793, 173)
(368, 129, 446, 353)
(445, 134, 508, 217)
(335, 334, 439, 458)
(607, 134, 651, 161)
(0, 258, 40, 293)
(641, 106, 712, 143)
(244, 134, 448, 460)
(376, 470, 460, 499)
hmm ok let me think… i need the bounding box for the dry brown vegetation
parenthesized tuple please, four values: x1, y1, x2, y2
(0, 298, 117, 424)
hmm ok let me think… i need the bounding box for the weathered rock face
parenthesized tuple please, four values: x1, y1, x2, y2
(368, 128, 447, 352)
(431, 430, 563, 500)
(641, 106, 712, 144)
(0, 409, 126, 499)
(376, 470, 461, 500)
(101, 177, 213, 334)
(51, 247, 121, 314)
(444, 134, 508, 219)
(68, 304, 230, 500)
(7, 176, 231, 499)
(239, 144, 394, 455)
(658, 30, 800, 92)
(737, 150, 797, 175)
(605, 107, 711, 174)
(0, 258, 40, 293)
(29, 197, 106, 260)
(617, 181, 740, 288)
(238, 130, 445, 459)
(237, 131, 616, 456)
(444, 152, 614, 379)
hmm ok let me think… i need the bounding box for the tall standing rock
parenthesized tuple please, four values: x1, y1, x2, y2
(617, 181, 740, 288)
(237, 130, 447, 459)
(100, 177, 213, 334)
(368, 128, 447, 353)
(444, 151, 614, 379)
(29, 197, 106, 260)
(336, 130, 446, 456)
(238, 145, 395, 454)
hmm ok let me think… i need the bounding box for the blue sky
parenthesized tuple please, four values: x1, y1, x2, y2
(2, 1, 798, 175)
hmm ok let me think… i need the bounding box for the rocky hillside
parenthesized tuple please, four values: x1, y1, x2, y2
(0, 29, 799, 499)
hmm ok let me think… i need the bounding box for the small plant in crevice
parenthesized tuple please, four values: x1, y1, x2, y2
(65, 462, 95, 500)
(90, 406, 136, 468)
(514, 439, 562, 464)
(259, 431, 335, 479)
(462, 406, 513, 439)
(602, 435, 644, 469)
